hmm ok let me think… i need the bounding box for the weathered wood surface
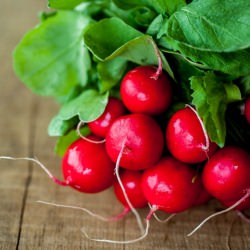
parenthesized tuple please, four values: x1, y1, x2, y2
(0, 1, 250, 249)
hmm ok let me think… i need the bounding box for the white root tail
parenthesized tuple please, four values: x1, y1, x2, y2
(77, 121, 106, 144)
(0, 156, 68, 186)
(37, 200, 131, 222)
(148, 38, 163, 80)
(114, 139, 145, 234)
(81, 219, 150, 244)
(148, 203, 176, 223)
(185, 104, 210, 154)
(37, 200, 110, 221)
(236, 210, 250, 223)
(187, 191, 250, 236)
(79, 139, 149, 244)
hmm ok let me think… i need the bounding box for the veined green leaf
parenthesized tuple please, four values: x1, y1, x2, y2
(84, 17, 142, 60)
(13, 10, 91, 97)
(146, 14, 164, 37)
(58, 89, 109, 122)
(162, 0, 250, 52)
(105, 35, 174, 76)
(160, 39, 250, 77)
(113, 0, 186, 15)
(190, 72, 242, 147)
(48, 115, 79, 136)
(84, 17, 174, 91)
(48, 0, 87, 9)
(97, 57, 128, 93)
(159, 0, 250, 76)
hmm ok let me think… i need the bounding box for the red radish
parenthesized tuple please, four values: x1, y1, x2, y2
(141, 156, 202, 214)
(193, 183, 212, 206)
(244, 96, 250, 124)
(62, 135, 115, 193)
(113, 169, 147, 210)
(105, 113, 164, 170)
(166, 106, 218, 164)
(0, 136, 115, 194)
(188, 146, 250, 236)
(120, 66, 172, 115)
(202, 146, 250, 202)
(88, 97, 126, 138)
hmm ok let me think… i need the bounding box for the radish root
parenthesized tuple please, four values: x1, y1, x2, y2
(187, 191, 250, 236)
(81, 219, 150, 244)
(115, 139, 145, 234)
(79, 139, 148, 244)
(37, 200, 131, 222)
(37, 200, 110, 221)
(77, 121, 105, 144)
(185, 105, 210, 155)
(148, 203, 176, 223)
(148, 38, 163, 80)
(236, 210, 250, 223)
(0, 156, 68, 186)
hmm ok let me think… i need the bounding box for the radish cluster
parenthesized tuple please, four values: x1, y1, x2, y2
(56, 66, 250, 238)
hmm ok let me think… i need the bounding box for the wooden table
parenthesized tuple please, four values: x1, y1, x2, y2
(1, 1, 249, 249)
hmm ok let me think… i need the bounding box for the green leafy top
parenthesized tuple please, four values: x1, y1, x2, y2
(13, 11, 91, 97)
(190, 72, 241, 147)
(161, 0, 250, 52)
(13, 0, 250, 155)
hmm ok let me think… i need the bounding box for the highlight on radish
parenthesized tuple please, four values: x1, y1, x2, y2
(187, 146, 250, 236)
(202, 146, 250, 206)
(141, 156, 203, 214)
(105, 113, 164, 171)
(62, 135, 116, 193)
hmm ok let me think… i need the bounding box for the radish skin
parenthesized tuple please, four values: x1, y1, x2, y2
(166, 106, 218, 164)
(120, 66, 172, 115)
(141, 156, 202, 214)
(105, 113, 164, 170)
(62, 136, 115, 193)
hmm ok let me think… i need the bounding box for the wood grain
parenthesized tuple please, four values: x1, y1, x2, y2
(0, 1, 250, 249)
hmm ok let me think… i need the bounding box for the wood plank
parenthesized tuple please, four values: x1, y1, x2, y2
(0, 1, 47, 249)
(1, 1, 250, 250)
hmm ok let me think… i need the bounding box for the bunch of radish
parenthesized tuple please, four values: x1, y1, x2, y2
(37, 64, 248, 241)
(8, 0, 250, 244)
(2, 62, 249, 242)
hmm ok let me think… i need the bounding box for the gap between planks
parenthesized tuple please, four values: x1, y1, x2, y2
(15, 97, 39, 250)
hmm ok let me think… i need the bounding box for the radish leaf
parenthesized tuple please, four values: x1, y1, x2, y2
(57, 89, 109, 122)
(48, 116, 78, 136)
(13, 11, 91, 97)
(48, 0, 85, 9)
(97, 35, 175, 92)
(159, 0, 250, 76)
(83, 17, 142, 60)
(113, 0, 186, 15)
(190, 72, 241, 147)
(161, 0, 250, 52)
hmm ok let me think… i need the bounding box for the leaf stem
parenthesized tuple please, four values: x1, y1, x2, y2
(148, 38, 163, 80)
